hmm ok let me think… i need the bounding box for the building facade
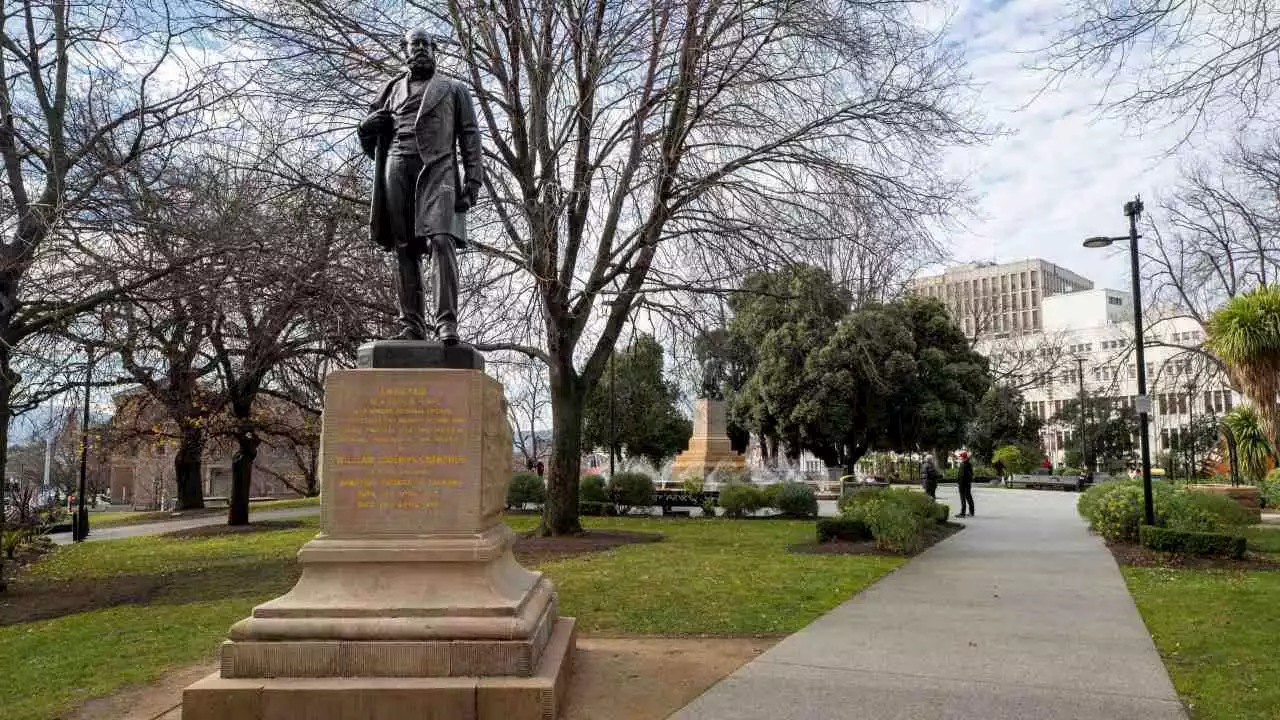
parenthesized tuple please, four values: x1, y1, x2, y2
(104, 388, 313, 508)
(908, 260, 1094, 339)
(977, 284, 1241, 469)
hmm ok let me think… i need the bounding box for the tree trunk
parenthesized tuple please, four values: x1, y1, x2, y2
(0, 347, 13, 593)
(542, 374, 584, 536)
(228, 431, 259, 526)
(173, 424, 206, 510)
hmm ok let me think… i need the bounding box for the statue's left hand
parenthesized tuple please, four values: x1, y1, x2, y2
(455, 182, 480, 213)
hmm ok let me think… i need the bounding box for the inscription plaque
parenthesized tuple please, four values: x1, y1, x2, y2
(320, 369, 490, 536)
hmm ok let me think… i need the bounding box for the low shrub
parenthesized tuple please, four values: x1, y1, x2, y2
(1260, 468, 1280, 509)
(932, 503, 950, 523)
(816, 517, 872, 542)
(719, 484, 765, 518)
(1078, 481, 1176, 543)
(843, 490, 928, 553)
(837, 486, 884, 515)
(579, 475, 608, 503)
(854, 496, 926, 553)
(891, 488, 940, 522)
(701, 498, 718, 517)
(609, 472, 656, 515)
(1139, 525, 1246, 559)
(760, 483, 783, 509)
(1166, 491, 1257, 531)
(775, 482, 819, 518)
(506, 472, 545, 509)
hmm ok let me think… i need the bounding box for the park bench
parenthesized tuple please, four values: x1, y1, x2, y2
(653, 489, 717, 515)
(1006, 473, 1090, 492)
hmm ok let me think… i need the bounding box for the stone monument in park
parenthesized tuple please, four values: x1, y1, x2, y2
(670, 356, 746, 479)
(182, 27, 574, 720)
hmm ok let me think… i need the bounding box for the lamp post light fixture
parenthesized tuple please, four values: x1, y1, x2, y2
(1083, 196, 1155, 526)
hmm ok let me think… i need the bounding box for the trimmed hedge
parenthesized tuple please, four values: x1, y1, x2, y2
(816, 517, 872, 542)
(506, 472, 546, 509)
(1139, 525, 1246, 559)
(609, 472, 656, 514)
(775, 482, 819, 518)
(579, 475, 608, 503)
(932, 503, 950, 523)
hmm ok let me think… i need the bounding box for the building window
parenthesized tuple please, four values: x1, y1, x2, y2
(1030, 271, 1038, 289)
(1108, 296, 1122, 306)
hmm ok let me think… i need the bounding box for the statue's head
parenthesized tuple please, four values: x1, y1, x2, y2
(401, 27, 437, 78)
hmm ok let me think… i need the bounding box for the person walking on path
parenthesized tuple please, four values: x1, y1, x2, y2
(957, 452, 976, 517)
(992, 457, 1006, 487)
(921, 454, 940, 499)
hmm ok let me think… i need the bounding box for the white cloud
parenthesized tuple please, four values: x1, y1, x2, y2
(924, 0, 1235, 290)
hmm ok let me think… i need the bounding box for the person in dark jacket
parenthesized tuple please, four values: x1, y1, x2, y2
(921, 454, 940, 499)
(957, 452, 975, 518)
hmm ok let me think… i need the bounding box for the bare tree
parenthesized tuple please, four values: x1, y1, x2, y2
(497, 357, 551, 471)
(197, 148, 379, 525)
(0, 0, 228, 590)
(1047, 0, 1280, 135)
(1141, 134, 1280, 373)
(979, 329, 1075, 394)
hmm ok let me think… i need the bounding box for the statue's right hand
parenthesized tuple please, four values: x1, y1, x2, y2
(360, 109, 393, 138)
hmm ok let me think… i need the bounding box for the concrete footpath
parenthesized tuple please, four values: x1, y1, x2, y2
(672, 487, 1186, 720)
(50, 506, 320, 545)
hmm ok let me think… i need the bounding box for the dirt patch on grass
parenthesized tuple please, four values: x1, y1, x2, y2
(1109, 543, 1280, 571)
(161, 519, 308, 540)
(514, 529, 664, 563)
(66, 635, 775, 720)
(790, 522, 963, 558)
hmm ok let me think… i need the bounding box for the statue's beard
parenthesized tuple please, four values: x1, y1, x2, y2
(407, 53, 435, 78)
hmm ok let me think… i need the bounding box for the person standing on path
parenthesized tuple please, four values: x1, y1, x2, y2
(957, 452, 975, 517)
(921, 454, 940, 499)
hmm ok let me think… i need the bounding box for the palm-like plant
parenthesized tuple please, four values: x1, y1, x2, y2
(1222, 406, 1274, 484)
(1207, 286, 1280, 448)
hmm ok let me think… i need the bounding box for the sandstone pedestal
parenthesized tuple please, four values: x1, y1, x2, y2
(670, 399, 746, 480)
(184, 343, 574, 720)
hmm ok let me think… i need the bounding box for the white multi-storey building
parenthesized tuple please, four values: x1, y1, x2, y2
(908, 259, 1094, 339)
(978, 286, 1241, 468)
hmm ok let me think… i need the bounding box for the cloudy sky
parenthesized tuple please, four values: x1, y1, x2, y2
(926, 0, 1230, 291)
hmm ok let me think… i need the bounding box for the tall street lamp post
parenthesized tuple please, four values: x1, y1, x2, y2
(74, 346, 94, 542)
(1076, 356, 1087, 473)
(1084, 196, 1155, 526)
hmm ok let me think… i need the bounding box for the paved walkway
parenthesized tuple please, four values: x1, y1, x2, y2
(49, 506, 320, 545)
(672, 487, 1186, 720)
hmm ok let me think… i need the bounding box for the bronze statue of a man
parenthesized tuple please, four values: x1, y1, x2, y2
(358, 28, 483, 345)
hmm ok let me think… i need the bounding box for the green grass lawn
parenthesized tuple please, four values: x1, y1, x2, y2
(1125, 567, 1280, 720)
(89, 496, 321, 528)
(1, 515, 901, 720)
(1242, 525, 1280, 554)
